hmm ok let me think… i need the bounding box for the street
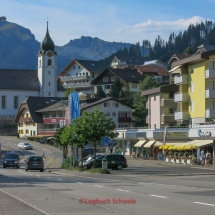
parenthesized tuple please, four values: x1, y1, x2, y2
(0, 136, 215, 215)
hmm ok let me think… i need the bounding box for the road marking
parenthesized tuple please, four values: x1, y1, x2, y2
(76, 182, 83, 184)
(7, 142, 10, 143)
(47, 177, 52, 179)
(150, 195, 167, 198)
(57, 179, 62, 181)
(191, 167, 215, 171)
(193, 202, 215, 206)
(7, 176, 15, 180)
(94, 185, 103, 187)
(117, 189, 129, 192)
(36, 175, 40, 177)
(29, 174, 32, 176)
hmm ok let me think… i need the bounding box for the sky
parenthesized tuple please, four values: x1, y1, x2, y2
(1, 0, 215, 46)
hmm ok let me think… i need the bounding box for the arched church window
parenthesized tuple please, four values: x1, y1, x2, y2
(48, 59, 52, 66)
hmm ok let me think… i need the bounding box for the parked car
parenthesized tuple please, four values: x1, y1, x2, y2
(82, 148, 94, 157)
(25, 156, 44, 172)
(79, 154, 104, 167)
(18, 142, 33, 150)
(83, 154, 127, 170)
(3, 152, 20, 168)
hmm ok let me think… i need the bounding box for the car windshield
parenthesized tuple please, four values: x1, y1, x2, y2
(29, 156, 42, 161)
(24, 143, 30, 145)
(5, 154, 19, 159)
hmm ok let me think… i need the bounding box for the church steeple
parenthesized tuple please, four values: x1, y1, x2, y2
(40, 22, 55, 53)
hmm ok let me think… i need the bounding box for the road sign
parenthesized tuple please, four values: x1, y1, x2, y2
(101, 136, 109, 146)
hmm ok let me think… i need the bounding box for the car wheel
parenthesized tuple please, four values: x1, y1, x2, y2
(17, 166, 20, 169)
(40, 169, 44, 172)
(117, 164, 122, 170)
(3, 165, 6, 168)
(25, 169, 28, 172)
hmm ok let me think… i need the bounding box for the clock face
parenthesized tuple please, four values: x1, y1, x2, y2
(47, 52, 52, 57)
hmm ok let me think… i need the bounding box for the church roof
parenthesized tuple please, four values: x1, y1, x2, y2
(0, 69, 65, 91)
(40, 22, 55, 53)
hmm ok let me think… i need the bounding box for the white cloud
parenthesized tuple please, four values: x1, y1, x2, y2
(115, 16, 209, 43)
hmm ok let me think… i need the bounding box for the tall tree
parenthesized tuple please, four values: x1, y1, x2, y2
(95, 86, 106, 98)
(108, 78, 123, 99)
(64, 87, 75, 97)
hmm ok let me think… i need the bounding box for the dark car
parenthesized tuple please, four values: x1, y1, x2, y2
(25, 156, 44, 172)
(79, 154, 104, 167)
(82, 148, 94, 157)
(3, 152, 20, 168)
(83, 154, 127, 170)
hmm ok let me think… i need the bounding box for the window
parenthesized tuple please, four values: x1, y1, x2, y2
(83, 73, 85, 76)
(106, 112, 110, 117)
(104, 85, 110, 89)
(191, 101, 194, 111)
(119, 113, 127, 117)
(86, 72, 89, 76)
(48, 59, 51, 66)
(119, 125, 128, 128)
(111, 76, 115, 81)
(132, 83, 138, 88)
(78, 66, 80, 69)
(112, 112, 116, 117)
(73, 66, 75, 70)
(191, 82, 194, 93)
(79, 73, 82, 76)
(104, 103, 110, 107)
(92, 73, 95, 78)
(14, 96, 19, 109)
(48, 82, 50, 86)
(169, 108, 174, 114)
(1, 96, 6, 109)
(49, 71, 50, 75)
(112, 103, 118, 107)
(76, 73, 78, 76)
(103, 77, 109, 82)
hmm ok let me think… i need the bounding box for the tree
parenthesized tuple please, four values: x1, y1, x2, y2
(108, 78, 123, 99)
(132, 76, 161, 127)
(64, 87, 75, 97)
(71, 108, 118, 168)
(183, 47, 193, 55)
(119, 83, 134, 106)
(95, 86, 106, 98)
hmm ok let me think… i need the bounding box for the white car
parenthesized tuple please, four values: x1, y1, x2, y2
(18, 142, 33, 150)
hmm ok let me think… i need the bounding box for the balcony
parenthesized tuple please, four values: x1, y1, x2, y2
(160, 99, 176, 107)
(174, 93, 188, 102)
(19, 117, 33, 123)
(206, 108, 215, 118)
(43, 117, 65, 124)
(174, 112, 189, 121)
(146, 102, 149, 109)
(118, 117, 132, 122)
(205, 88, 215, 99)
(38, 128, 57, 135)
(60, 76, 90, 81)
(64, 83, 92, 89)
(205, 68, 215, 79)
(174, 75, 188, 85)
(161, 114, 175, 124)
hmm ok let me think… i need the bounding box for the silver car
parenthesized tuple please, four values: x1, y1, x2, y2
(18, 142, 33, 150)
(25, 156, 44, 172)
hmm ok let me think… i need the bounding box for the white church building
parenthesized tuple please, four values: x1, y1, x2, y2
(0, 22, 65, 126)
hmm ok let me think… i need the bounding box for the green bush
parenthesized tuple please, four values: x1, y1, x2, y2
(62, 156, 71, 169)
(164, 151, 169, 156)
(174, 152, 178, 157)
(184, 152, 189, 157)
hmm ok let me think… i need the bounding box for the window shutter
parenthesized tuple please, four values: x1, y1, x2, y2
(116, 103, 118, 107)
(104, 103, 107, 107)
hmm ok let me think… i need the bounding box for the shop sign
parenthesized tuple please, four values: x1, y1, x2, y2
(198, 130, 211, 137)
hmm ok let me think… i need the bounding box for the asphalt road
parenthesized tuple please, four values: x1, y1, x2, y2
(0, 136, 215, 215)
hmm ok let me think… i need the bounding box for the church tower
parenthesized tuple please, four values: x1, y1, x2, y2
(38, 22, 57, 97)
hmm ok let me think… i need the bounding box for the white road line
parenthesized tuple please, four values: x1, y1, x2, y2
(47, 177, 52, 179)
(191, 167, 215, 171)
(76, 182, 83, 184)
(29, 174, 32, 176)
(57, 179, 62, 181)
(117, 189, 129, 192)
(150, 195, 167, 198)
(36, 175, 40, 177)
(193, 202, 215, 206)
(94, 185, 103, 187)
